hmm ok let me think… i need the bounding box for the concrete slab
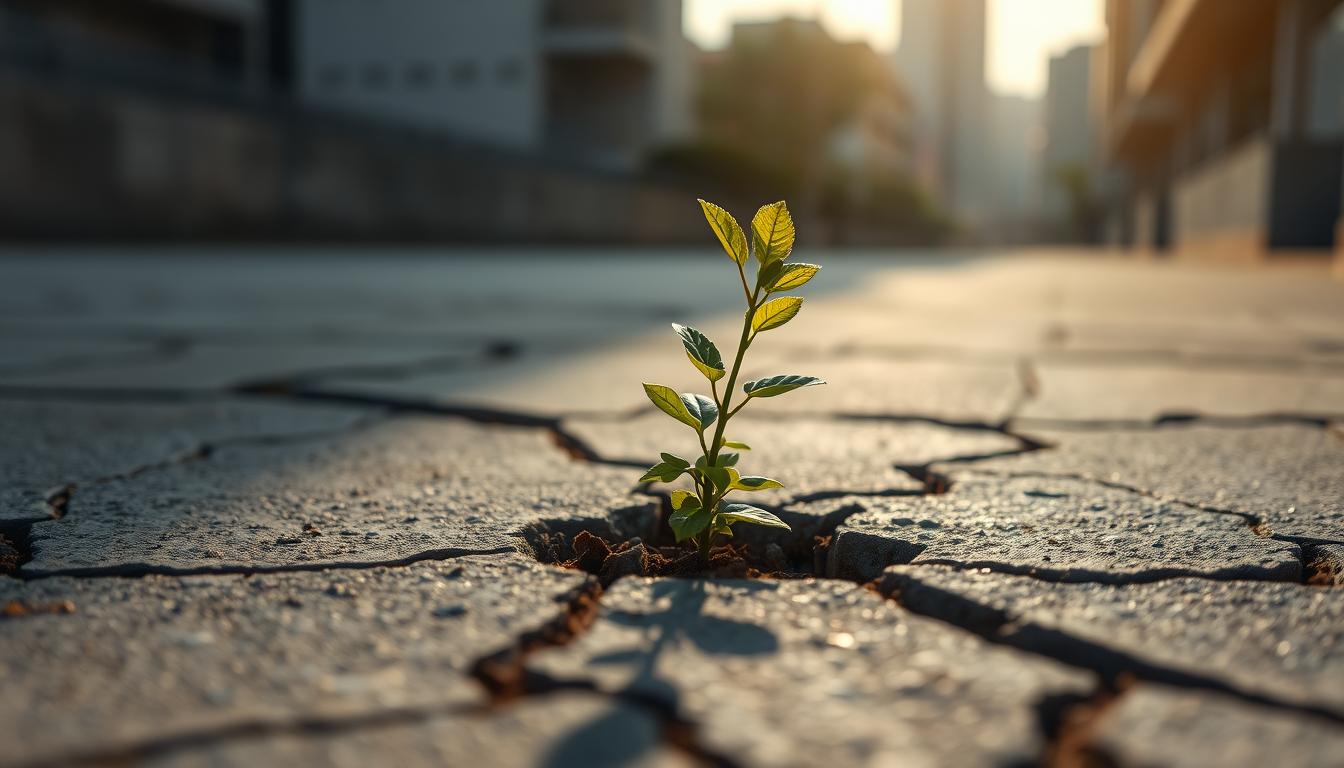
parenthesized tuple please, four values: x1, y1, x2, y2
(877, 566, 1344, 715)
(23, 416, 656, 575)
(1020, 363, 1344, 423)
(0, 554, 591, 766)
(1093, 688, 1344, 768)
(967, 424, 1344, 543)
(144, 692, 693, 768)
(526, 577, 1092, 768)
(0, 398, 368, 525)
(826, 477, 1300, 582)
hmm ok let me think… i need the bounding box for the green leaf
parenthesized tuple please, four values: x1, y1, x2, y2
(722, 440, 751, 450)
(751, 296, 803, 333)
(670, 490, 700, 511)
(769, 263, 820, 292)
(695, 461, 733, 494)
(669, 504, 712, 542)
(711, 514, 734, 538)
(751, 201, 795, 265)
(719, 503, 791, 530)
(755, 260, 786, 293)
(698, 199, 749, 266)
(743, 374, 826, 399)
(672, 324, 726, 382)
(680, 393, 718, 430)
(644, 383, 704, 430)
(719, 452, 740, 467)
(731, 475, 784, 492)
(660, 452, 691, 469)
(639, 461, 686, 483)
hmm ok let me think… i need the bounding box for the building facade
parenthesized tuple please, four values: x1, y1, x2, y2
(893, 0, 990, 224)
(294, 0, 692, 169)
(1042, 45, 1096, 222)
(1099, 0, 1344, 259)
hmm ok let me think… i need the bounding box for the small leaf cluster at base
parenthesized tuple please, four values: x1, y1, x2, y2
(637, 199, 827, 560)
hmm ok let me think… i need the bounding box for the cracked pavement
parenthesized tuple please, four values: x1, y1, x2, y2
(2, 250, 1342, 767)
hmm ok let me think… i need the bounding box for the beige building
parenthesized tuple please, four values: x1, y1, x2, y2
(1099, 0, 1344, 261)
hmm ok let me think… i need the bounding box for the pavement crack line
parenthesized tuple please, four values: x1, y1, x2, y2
(998, 356, 1041, 429)
(28, 410, 395, 523)
(1013, 411, 1342, 433)
(16, 546, 519, 581)
(1036, 681, 1128, 768)
(874, 570, 1344, 727)
(470, 577, 742, 768)
(955, 468, 1265, 529)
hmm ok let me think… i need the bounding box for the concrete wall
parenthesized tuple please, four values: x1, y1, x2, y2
(296, 0, 544, 149)
(0, 70, 705, 243)
(1172, 135, 1270, 261)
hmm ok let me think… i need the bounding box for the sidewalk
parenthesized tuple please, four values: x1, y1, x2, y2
(2, 249, 1342, 767)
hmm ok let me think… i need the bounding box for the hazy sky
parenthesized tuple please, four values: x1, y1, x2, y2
(684, 0, 1106, 98)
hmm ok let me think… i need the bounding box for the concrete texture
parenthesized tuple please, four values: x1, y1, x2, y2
(2, 250, 1342, 766)
(526, 578, 1093, 768)
(0, 554, 591, 766)
(826, 477, 1300, 583)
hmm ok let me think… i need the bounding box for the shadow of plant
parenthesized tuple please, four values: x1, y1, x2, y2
(541, 579, 779, 767)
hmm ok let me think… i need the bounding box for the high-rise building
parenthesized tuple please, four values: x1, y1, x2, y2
(1042, 45, 1096, 220)
(893, 0, 990, 223)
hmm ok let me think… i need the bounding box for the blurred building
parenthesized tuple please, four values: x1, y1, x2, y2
(1042, 45, 1097, 222)
(295, 0, 692, 169)
(1099, 0, 1344, 260)
(0, 0, 280, 92)
(893, 0, 990, 223)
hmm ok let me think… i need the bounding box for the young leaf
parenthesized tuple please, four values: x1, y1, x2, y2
(672, 323, 726, 381)
(769, 263, 820, 292)
(640, 461, 686, 483)
(722, 440, 751, 450)
(670, 490, 700, 511)
(711, 514, 734, 538)
(669, 503, 712, 542)
(751, 296, 803, 332)
(698, 199, 749, 266)
(718, 452, 740, 467)
(755, 260, 785, 293)
(731, 475, 784, 492)
(751, 201, 795, 265)
(744, 374, 826, 398)
(643, 383, 701, 430)
(696, 462, 733, 494)
(719, 502, 791, 530)
(680, 393, 718, 430)
(660, 452, 691, 469)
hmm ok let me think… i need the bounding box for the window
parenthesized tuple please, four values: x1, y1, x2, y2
(318, 64, 346, 90)
(405, 61, 435, 88)
(362, 63, 388, 90)
(450, 60, 479, 86)
(497, 58, 523, 85)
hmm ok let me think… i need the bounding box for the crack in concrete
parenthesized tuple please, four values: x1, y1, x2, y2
(875, 570, 1344, 726)
(1036, 681, 1127, 768)
(1014, 411, 1343, 432)
(470, 578, 743, 767)
(3, 702, 488, 768)
(18, 545, 519, 581)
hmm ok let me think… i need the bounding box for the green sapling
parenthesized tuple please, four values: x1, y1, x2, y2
(640, 199, 825, 565)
